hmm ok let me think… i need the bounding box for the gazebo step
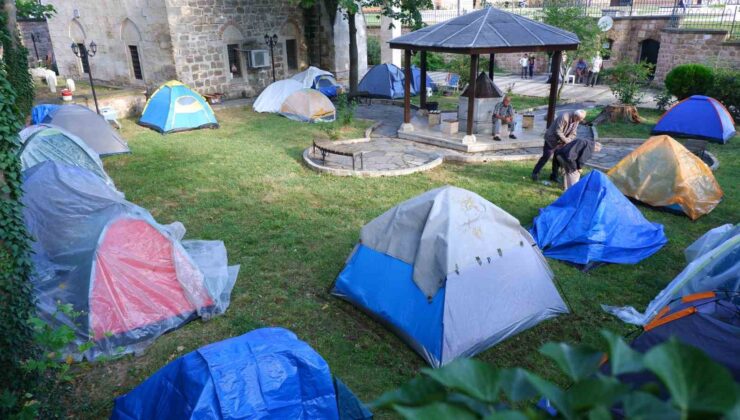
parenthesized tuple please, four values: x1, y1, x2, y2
(398, 130, 543, 153)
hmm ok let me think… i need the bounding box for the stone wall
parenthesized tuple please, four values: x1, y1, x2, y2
(18, 19, 53, 67)
(45, 0, 177, 87)
(654, 29, 740, 82)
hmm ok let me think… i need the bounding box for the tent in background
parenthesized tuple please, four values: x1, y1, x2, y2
(607, 135, 723, 220)
(18, 123, 116, 190)
(358, 63, 413, 99)
(530, 171, 667, 271)
(42, 104, 130, 156)
(603, 223, 739, 325)
(333, 186, 568, 367)
(112, 328, 372, 420)
(31, 104, 61, 124)
(22, 161, 239, 360)
(279, 88, 336, 123)
(292, 66, 343, 98)
(139, 81, 218, 133)
(253, 79, 303, 113)
(411, 65, 435, 94)
(652, 95, 735, 143)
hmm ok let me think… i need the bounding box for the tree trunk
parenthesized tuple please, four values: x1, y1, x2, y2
(348, 11, 358, 95)
(593, 104, 643, 124)
(4, 0, 18, 49)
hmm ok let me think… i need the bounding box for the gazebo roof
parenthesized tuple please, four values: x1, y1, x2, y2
(389, 7, 580, 54)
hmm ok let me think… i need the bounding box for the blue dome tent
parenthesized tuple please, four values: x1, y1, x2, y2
(333, 186, 568, 367)
(530, 171, 667, 271)
(358, 63, 413, 99)
(652, 95, 735, 143)
(411, 65, 435, 94)
(111, 328, 372, 420)
(139, 81, 219, 133)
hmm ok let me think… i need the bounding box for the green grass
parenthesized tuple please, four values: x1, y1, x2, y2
(64, 107, 738, 418)
(412, 93, 549, 112)
(587, 107, 664, 138)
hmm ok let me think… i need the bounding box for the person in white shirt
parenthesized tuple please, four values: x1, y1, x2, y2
(520, 54, 529, 79)
(587, 54, 603, 87)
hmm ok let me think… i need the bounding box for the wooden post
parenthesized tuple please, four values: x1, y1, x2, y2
(420, 51, 427, 109)
(488, 53, 494, 81)
(467, 54, 479, 136)
(546, 50, 562, 128)
(404, 49, 411, 124)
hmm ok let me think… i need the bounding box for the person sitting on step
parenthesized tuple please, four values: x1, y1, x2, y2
(492, 96, 517, 141)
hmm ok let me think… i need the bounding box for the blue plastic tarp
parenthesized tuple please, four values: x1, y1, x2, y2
(111, 328, 340, 420)
(652, 95, 735, 143)
(530, 171, 667, 266)
(31, 104, 61, 125)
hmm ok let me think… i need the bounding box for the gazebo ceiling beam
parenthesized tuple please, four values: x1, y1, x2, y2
(389, 44, 579, 55)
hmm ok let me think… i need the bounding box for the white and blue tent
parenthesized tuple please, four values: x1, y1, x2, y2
(333, 186, 568, 367)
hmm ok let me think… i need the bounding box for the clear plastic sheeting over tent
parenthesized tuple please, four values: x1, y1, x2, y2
(279, 88, 336, 123)
(530, 171, 667, 269)
(334, 186, 568, 367)
(41, 104, 130, 156)
(22, 161, 239, 360)
(603, 224, 740, 325)
(112, 328, 372, 420)
(291, 66, 343, 98)
(607, 136, 723, 220)
(18, 123, 117, 190)
(252, 79, 303, 113)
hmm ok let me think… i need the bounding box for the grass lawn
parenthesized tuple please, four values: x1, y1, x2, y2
(64, 107, 738, 418)
(412, 93, 549, 112)
(587, 107, 665, 138)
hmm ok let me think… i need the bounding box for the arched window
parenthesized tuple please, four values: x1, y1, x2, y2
(222, 25, 244, 79)
(121, 19, 144, 81)
(69, 20, 89, 74)
(602, 38, 614, 60)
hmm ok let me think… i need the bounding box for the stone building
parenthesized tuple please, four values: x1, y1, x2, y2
(18, 18, 53, 67)
(41, 0, 367, 98)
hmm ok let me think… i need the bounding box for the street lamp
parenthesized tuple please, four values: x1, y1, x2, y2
(71, 40, 100, 114)
(264, 33, 278, 83)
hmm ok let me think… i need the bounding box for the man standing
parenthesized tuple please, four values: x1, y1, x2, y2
(588, 54, 603, 87)
(531, 109, 586, 181)
(528, 55, 536, 79)
(520, 54, 529, 79)
(492, 96, 518, 141)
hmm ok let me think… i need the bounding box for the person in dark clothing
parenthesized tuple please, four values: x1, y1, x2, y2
(528, 56, 535, 78)
(531, 109, 586, 182)
(555, 138, 603, 190)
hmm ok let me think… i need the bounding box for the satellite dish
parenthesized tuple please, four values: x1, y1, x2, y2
(598, 16, 614, 32)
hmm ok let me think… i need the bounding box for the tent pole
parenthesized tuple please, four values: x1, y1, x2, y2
(420, 51, 427, 109)
(489, 53, 494, 81)
(546, 50, 562, 128)
(404, 49, 412, 124)
(467, 54, 479, 136)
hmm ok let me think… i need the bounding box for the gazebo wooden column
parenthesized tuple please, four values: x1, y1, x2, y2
(466, 54, 479, 136)
(546, 50, 562, 128)
(404, 49, 412, 124)
(420, 51, 427, 109)
(488, 53, 495, 81)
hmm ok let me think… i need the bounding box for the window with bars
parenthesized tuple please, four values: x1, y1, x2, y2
(227, 44, 242, 78)
(128, 45, 143, 80)
(77, 43, 90, 73)
(286, 39, 298, 70)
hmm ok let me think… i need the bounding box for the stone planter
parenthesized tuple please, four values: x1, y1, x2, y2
(440, 119, 459, 135)
(458, 97, 502, 134)
(428, 112, 442, 126)
(522, 114, 535, 129)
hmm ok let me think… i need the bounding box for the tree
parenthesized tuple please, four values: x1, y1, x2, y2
(597, 60, 653, 123)
(542, 0, 602, 100)
(15, 0, 55, 20)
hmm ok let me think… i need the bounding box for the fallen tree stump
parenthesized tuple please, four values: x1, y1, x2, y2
(592, 104, 643, 124)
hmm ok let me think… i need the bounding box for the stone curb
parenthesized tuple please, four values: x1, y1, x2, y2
(443, 153, 540, 164)
(302, 146, 443, 177)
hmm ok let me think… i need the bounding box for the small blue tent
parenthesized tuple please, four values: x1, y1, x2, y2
(139, 81, 218, 133)
(652, 95, 735, 143)
(358, 63, 414, 99)
(530, 171, 667, 270)
(112, 328, 372, 419)
(411, 66, 435, 94)
(31, 104, 61, 125)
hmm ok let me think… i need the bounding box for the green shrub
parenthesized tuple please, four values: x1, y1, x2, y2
(707, 66, 739, 119)
(411, 51, 446, 71)
(664, 63, 714, 100)
(655, 88, 676, 112)
(602, 60, 653, 106)
(366, 37, 380, 66)
(335, 93, 355, 126)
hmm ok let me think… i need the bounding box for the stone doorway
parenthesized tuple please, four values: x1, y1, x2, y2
(639, 39, 660, 79)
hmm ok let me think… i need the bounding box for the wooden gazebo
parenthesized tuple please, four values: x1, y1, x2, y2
(389, 7, 580, 141)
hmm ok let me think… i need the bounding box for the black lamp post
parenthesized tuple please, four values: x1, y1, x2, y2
(71, 40, 100, 114)
(264, 33, 278, 83)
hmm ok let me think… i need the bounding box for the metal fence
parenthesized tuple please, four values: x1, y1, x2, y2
(365, 1, 739, 38)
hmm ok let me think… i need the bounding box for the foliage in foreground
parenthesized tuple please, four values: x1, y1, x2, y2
(601, 60, 653, 106)
(373, 330, 739, 419)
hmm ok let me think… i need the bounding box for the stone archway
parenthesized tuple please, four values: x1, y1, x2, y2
(280, 18, 307, 73)
(68, 19, 86, 43)
(121, 18, 144, 81)
(221, 24, 244, 80)
(638, 38, 660, 79)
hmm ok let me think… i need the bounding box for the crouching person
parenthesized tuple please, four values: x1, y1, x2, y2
(555, 138, 602, 190)
(492, 96, 518, 141)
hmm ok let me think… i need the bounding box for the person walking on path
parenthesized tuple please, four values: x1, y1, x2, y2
(587, 54, 603, 87)
(528, 55, 536, 78)
(492, 96, 518, 141)
(531, 109, 586, 181)
(520, 54, 529, 79)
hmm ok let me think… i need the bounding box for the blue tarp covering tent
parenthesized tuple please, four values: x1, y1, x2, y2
(410, 66, 435, 94)
(31, 104, 61, 125)
(652, 95, 736, 143)
(139, 81, 219, 133)
(530, 171, 667, 270)
(333, 186, 567, 367)
(358, 63, 413, 99)
(111, 328, 371, 420)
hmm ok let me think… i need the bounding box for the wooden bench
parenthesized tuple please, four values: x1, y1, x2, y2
(313, 140, 365, 171)
(677, 139, 708, 160)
